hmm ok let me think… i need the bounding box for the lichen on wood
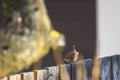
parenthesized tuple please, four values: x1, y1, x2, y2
(0, 0, 65, 78)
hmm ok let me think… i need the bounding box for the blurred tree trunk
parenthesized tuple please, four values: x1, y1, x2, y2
(0, 0, 65, 78)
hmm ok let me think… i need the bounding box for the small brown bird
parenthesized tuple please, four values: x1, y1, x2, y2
(64, 45, 79, 63)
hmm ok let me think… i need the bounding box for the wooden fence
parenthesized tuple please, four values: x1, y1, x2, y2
(0, 54, 120, 80)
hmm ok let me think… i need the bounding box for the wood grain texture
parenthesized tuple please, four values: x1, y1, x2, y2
(100, 57, 111, 80)
(9, 74, 21, 80)
(34, 70, 47, 80)
(1, 55, 120, 80)
(71, 62, 76, 80)
(59, 64, 71, 80)
(21, 72, 34, 80)
(74, 61, 86, 80)
(112, 55, 120, 80)
(45, 66, 59, 80)
(84, 59, 93, 80)
(92, 58, 101, 80)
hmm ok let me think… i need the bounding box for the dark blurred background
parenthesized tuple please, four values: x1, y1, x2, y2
(40, 0, 96, 67)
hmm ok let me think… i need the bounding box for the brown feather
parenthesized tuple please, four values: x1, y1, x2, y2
(64, 45, 79, 63)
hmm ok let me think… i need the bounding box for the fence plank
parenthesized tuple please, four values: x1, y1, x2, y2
(0, 77, 7, 80)
(9, 74, 21, 80)
(72, 60, 86, 80)
(84, 59, 93, 80)
(59, 64, 71, 80)
(71, 62, 76, 80)
(45, 66, 59, 80)
(21, 72, 34, 80)
(2, 55, 120, 80)
(34, 70, 48, 80)
(100, 57, 111, 80)
(72, 59, 93, 80)
(112, 55, 120, 80)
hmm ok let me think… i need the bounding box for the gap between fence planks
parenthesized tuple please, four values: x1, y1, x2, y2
(0, 55, 120, 80)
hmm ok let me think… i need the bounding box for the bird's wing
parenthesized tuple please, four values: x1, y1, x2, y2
(65, 52, 75, 61)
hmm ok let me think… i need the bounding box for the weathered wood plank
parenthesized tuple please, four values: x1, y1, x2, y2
(100, 57, 111, 80)
(45, 66, 59, 80)
(34, 70, 48, 80)
(72, 59, 93, 80)
(59, 64, 71, 80)
(0, 77, 7, 80)
(84, 59, 93, 80)
(72, 61, 86, 80)
(21, 72, 34, 80)
(71, 62, 76, 80)
(3, 55, 120, 80)
(112, 55, 120, 80)
(8, 74, 21, 80)
(92, 58, 101, 80)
